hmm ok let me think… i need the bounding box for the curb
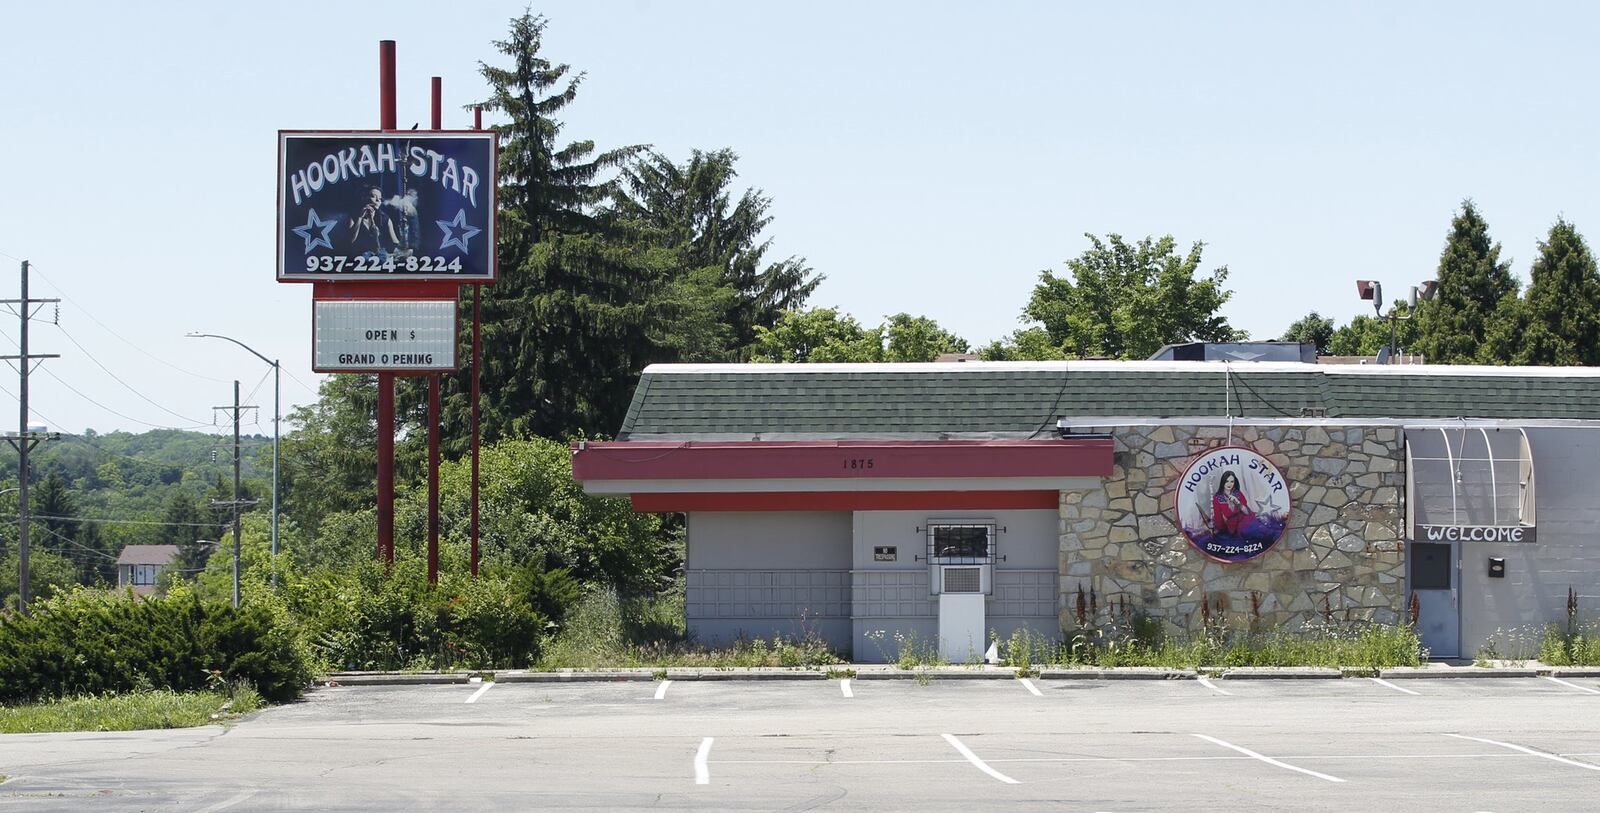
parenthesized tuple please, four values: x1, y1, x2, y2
(1378, 666, 1541, 679)
(1220, 667, 1343, 680)
(1040, 668, 1195, 680)
(322, 664, 1595, 684)
(666, 669, 827, 681)
(325, 673, 472, 686)
(852, 667, 1020, 680)
(495, 670, 656, 683)
(1543, 667, 1600, 678)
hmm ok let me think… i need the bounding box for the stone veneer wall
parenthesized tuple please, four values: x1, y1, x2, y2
(1059, 424, 1406, 635)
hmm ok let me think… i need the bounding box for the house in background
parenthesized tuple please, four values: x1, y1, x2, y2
(116, 544, 180, 596)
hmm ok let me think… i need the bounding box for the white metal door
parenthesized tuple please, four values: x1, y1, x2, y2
(1409, 541, 1460, 659)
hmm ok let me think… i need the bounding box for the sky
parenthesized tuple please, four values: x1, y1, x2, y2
(4, 1, 1600, 436)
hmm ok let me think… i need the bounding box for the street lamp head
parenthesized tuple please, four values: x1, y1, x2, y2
(1355, 279, 1383, 316)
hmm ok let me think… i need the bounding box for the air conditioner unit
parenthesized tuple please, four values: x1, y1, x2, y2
(935, 565, 991, 595)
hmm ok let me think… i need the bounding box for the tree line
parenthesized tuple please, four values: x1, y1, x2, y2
(1282, 201, 1600, 365)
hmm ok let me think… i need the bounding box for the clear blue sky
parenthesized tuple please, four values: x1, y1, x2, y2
(3, 1, 1598, 434)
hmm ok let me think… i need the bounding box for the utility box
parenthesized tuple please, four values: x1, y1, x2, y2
(938, 593, 986, 662)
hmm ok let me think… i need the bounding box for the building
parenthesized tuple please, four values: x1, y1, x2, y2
(116, 544, 180, 596)
(570, 359, 1600, 662)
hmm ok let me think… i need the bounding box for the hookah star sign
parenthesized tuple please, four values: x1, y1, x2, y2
(1175, 446, 1292, 563)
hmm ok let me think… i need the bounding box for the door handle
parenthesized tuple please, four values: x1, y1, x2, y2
(1451, 588, 1458, 608)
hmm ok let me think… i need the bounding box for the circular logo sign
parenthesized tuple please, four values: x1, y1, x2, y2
(1175, 446, 1291, 563)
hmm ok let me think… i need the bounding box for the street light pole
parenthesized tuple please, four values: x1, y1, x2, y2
(187, 333, 279, 587)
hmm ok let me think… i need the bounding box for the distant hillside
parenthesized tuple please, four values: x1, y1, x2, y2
(0, 428, 272, 553)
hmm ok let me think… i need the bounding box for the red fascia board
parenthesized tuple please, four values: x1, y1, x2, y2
(630, 490, 1060, 513)
(572, 439, 1113, 481)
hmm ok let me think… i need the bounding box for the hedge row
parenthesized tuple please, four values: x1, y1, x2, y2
(0, 589, 311, 703)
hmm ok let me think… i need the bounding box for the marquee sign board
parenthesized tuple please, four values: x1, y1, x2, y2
(313, 300, 457, 372)
(278, 131, 497, 283)
(1415, 524, 1536, 544)
(1175, 446, 1292, 563)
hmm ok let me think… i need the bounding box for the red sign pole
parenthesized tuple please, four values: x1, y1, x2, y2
(426, 76, 443, 586)
(469, 104, 483, 579)
(376, 40, 397, 567)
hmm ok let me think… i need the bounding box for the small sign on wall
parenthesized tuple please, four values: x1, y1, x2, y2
(873, 546, 897, 562)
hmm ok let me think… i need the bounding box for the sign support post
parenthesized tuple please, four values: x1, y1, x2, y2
(470, 104, 483, 579)
(426, 76, 443, 586)
(376, 39, 398, 568)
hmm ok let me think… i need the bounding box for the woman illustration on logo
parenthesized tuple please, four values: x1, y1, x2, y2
(1210, 470, 1255, 537)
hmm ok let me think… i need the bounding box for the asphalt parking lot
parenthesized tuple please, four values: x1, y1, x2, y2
(1, 674, 1597, 812)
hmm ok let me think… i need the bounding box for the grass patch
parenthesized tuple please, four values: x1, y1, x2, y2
(1051, 619, 1424, 669)
(537, 588, 843, 669)
(0, 683, 262, 734)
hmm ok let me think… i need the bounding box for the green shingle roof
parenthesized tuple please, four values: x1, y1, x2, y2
(617, 363, 1600, 438)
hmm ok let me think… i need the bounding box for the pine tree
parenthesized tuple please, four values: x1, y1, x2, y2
(469, 11, 670, 439)
(30, 471, 76, 574)
(161, 493, 211, 577)
(1514, 219, 1600, 366)
(1414, 201, 1518, 363)
(614, 149, 819, 359)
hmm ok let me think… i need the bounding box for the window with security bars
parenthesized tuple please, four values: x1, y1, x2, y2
(927, 524, 995, 565)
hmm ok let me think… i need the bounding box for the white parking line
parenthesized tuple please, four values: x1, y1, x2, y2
(655, 680, 672, 700)
(840, 679, 853, 698)
(465, 681, 494, 704)
(1443, 733, 1600, 772)
(942, 734, 1020, 784)
(694, 737, 714, 785)
(1191, 734, 1346, 783)
(1197, 677, 1232, 696)
(196, 791, 257, 812)
(1369, 677, 1421, 696)
(1542, 676, 1600, 695)
(1018, 678, 1043, 697)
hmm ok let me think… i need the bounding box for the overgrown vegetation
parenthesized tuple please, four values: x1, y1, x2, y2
(1479, 588, 1600, 666)
(538, 588, 840, 669)
(990, 608, 1425, 670)
(0, 588, 308, 704)
(0, 683, 262, 734)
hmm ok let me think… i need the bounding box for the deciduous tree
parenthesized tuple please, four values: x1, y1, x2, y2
(1280, 312, 1336, 355)
(1020, 234, 1242, 360)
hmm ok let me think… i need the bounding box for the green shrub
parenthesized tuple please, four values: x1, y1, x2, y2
(0, 589, 310, 703)
(283, 557, 557, 672)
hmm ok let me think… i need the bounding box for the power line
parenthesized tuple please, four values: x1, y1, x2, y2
(1, 253, 231, 385)
(50, 321, 210, 425)
(36, 366, 210, 431)
(1, 513, 224, 528)
(34, 525, 119, 561)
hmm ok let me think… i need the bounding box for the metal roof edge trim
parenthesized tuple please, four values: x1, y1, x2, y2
(637, 361, 1600, 378)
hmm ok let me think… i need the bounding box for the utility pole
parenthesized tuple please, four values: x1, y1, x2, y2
(1, 260, 60, 615)
(211, 380, 258, 609)
(186, 333, 280, 588)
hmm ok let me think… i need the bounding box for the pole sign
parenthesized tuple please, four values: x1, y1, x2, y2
(277, 131, 496, 283)
(1414, 524, 1536, 544)
(1175, 446, 1292, 563)
(313, 300, 457, 372)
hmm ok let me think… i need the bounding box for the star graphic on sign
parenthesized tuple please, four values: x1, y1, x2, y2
(292, 208, 338, 254)
(436, 208, 482, 254)
(1257, 490, 1285, 515)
